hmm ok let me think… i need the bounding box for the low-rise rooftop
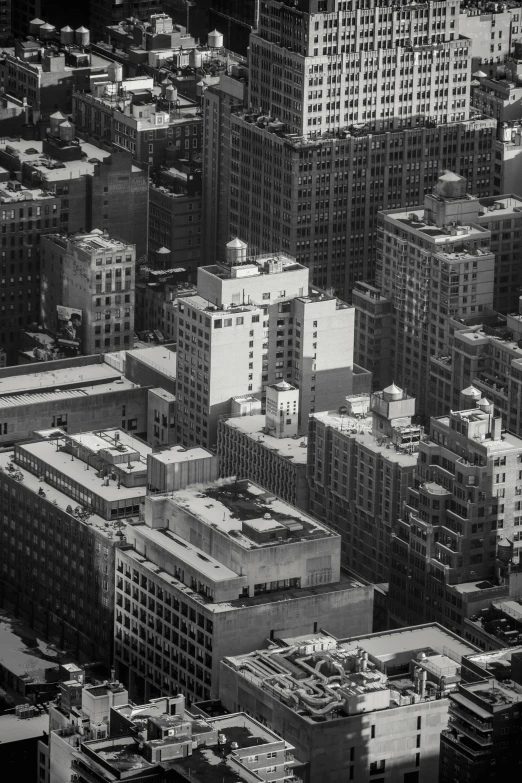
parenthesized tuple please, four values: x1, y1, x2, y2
(16, 436, 147, 504)
(383, 206, 491, 246)
(0, 360, 126, 398)
(0, 376, 138, 410)
(126, 346, 177, 379)
(0, 450, 120, 538)
(0, 179, 55, 203)
(478, 193, 522, 217)
(221, 414, 308, 463)
(0, 712, 49, 743)
(311, 410, 418, 465)
(157, 478, 337, 550)
(0, 137, 142, 178)
(223, 623, 477, 722)
(151, 444, 213, 464)
(0, 612, 63, 683)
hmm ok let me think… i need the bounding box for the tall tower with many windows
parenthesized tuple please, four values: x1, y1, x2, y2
(203, 0, 495, 298)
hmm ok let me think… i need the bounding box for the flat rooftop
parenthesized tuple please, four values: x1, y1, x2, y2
(383, 207, 490, 245)
(0, 612, 62, 682)
(433, 413, 522, 451)
(127, 345, 177, 379)
(224, 626, 470, 722)
(201, 254, 304, 280)
(312, 410, 418, 465)
(464, 677, 522, 706)
(0, 712, 49, 743)
(149, 387, 176, 403)
(0, 376, 138, 411)
(478, 194, 522, 217)
(151, 444, 213, 464)
(180, 293, 260, 315)
(466, 646, 522, 672)
(17, 439, 147, 504)
(0, 362, 128, 398)
(222, 414, 308, 464)
(162, 478, 338, 549)
(67, 428, 151, 464)
(208, 714, 283, 749)
(456, 325, 522, 358)
(340, 623, 478, 663)
(0, 450, 117, 538)
(64, 231, 132, 253)
(1, 137, 142, 178)
(0, 180, 53, 202)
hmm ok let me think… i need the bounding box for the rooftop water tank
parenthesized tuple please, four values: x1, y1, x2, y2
(49, 110, 66, 136)
(107, 61, 123, 83)
(59, 120, 75, 142)
(39, 22, 56, 40)
(226, 237, 248, 265)
(382, 382, 403, 402)
(189, 48, 203, 68)
(75, 26, 90, 47)
(29, 18, 45, 35)
(497, 536, 513, 565)
(208, 30, 223, 49)
(60, 25, 74, 45)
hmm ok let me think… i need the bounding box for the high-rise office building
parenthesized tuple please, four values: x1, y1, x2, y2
(308, 384, 420, 583)
(356, 172, 496, 416)
(202, 0, 497, 297)
(41, 231, 136, 356)
(176, 238, 368, 449)
(459, 1, 522, 76)
(388, 395, 522, 636)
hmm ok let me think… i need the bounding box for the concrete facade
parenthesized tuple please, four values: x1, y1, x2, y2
(219, 625, 478, 783)
(114, 478, 373, 705)
(176, 244, 364, 449)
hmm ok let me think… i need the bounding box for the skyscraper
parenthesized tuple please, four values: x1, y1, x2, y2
(202, 0, 496, 297)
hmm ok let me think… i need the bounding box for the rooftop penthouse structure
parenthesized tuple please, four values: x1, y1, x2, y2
(220, 623, 478, 783)
(45, 676, 298, 783)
